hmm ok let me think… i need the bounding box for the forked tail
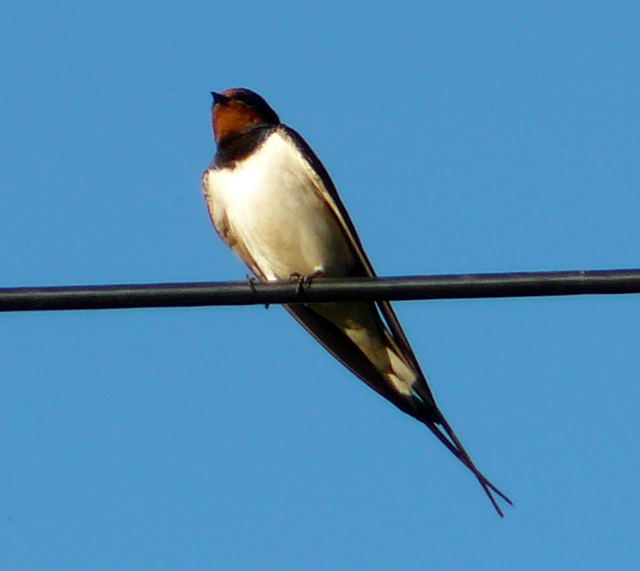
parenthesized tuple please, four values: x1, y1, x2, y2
(423, 415, 513, 517)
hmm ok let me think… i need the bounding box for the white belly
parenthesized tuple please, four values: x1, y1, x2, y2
(204, 131, 356, 280)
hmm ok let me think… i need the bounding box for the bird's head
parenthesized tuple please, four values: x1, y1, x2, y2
(210, 88, 280, 144)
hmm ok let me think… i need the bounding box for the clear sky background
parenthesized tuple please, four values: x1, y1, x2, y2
(2, 2, 639, 570)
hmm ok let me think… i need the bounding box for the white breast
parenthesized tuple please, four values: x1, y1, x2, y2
(204, 131, 356, 280)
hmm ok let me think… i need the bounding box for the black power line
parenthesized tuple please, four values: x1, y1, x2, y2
(1, 268, 640, 313)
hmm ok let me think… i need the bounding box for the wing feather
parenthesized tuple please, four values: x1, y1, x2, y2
(280, 126, 512, 515)
(282, 126, 430, 392)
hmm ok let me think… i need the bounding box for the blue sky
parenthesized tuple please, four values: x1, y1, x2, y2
(2, 2, 639, 569)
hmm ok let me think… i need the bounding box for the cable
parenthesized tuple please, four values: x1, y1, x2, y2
(1, 268, 639, 312)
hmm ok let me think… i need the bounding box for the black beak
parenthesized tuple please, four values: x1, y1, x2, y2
(211, 91, 229, 105)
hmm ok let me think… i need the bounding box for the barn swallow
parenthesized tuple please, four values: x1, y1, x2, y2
(202, 88, 512, 516)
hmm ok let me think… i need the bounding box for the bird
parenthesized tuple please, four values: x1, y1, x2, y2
(202, 87, 512, 516)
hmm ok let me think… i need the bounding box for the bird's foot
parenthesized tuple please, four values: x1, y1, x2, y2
(289, 270, 324, 295)
(246, 274, 269, 309)
(246, 274, 258, 292)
